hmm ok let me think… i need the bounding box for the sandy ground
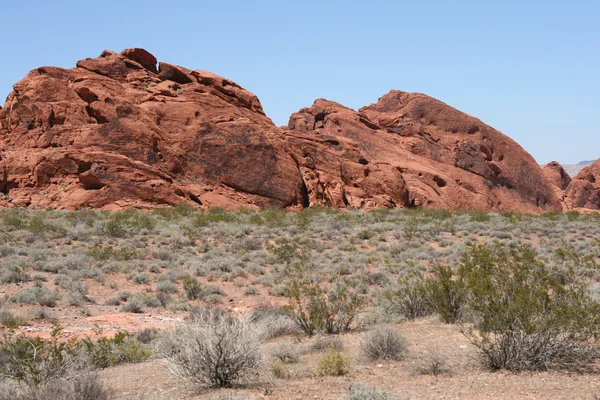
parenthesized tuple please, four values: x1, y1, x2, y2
(98, 318, 600, 400)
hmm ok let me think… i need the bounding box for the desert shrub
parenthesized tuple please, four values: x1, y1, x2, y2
(134, 328, 161, 344)
(249, 304, 297, 340)
(204, 294, 223, 305)
(270, 343, 300, 364)
(345, 383, 394, 400)
(243, 286, 259, 296)
(117, 291, 131, 301)
(357, 230, 374, 240)
(383, 274, 432, 320)
(104, 298, 121, 306)
(361, 328, 406, 361)
(204, 284, 226, 296)
(0, 374, 111, 400)
(132, 272, 150, 285)
(80, 331, 151, 369)
(311, 335, 344, 352)
(421, 264, 466, 323)
(465, 210, 491, 222)
(193, 209, 238, 227)
(413, 351, 450, 376)
(269, 360, 290, 379)
(0, 309, 28, 328)
(10, 287, 60, 307)
(460, 244, 600, 371)
(282, 259, 368, 335)
(1, 266, 30, 284)
(120, 297, 144, 313)
(0, 325, 80, 386)
(1, 209, 28, 230)
(316, 349, 350, 376)
(182, 276, 204, 300)
(155, 280, 178, 294)
(87, 244, 137, 261)
(383, 264, 465, 324)
(155, 310, 263, 388)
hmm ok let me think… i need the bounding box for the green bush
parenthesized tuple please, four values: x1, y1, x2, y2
(193, 209, 238, 227)
(316, 349, 351, 376)
(421, 264, 466, 323)
(282, 259, 368, 335)
(182, 277, 204, 300)
(80, 330, 151, 369)
(459, 244, 600, 371)
(384, 264, 465, 324)
(0, 325, 79, 386)
(383, 274, 432, 320)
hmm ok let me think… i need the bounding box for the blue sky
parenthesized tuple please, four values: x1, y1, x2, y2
(1, 0, 598, 164)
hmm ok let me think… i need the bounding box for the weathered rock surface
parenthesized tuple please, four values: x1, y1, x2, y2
(285, 92, 561, 213)
(542, 162, 572, 191)
(565, 160, 600, 210)
(0, 49, 562, 212)
(0, 49, 305, 209)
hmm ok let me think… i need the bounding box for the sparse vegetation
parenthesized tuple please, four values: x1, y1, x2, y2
(1, 207, 600, 396)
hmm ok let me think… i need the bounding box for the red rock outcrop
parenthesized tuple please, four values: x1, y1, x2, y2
(0, 48, 305, 209)
(542, 162, 571, 191)
(565, 160, 600, 210)
(285, 92, 561, 213)
(0, 49, 562, 212)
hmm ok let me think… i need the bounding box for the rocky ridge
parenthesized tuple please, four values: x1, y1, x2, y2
(0, 49, 566, 212)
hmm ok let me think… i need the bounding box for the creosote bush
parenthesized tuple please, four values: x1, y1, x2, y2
(156, 310, 263, 388)
(0, 324, 151, 387)
(460, 244, 600, 371)
(384, 243, 600, 371)
(280, 248, 368, 335)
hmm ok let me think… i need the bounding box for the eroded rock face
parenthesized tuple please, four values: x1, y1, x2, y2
(0, 50, 562, 212)
(285, 91, 561, 213)
(565, 160, 600, 210)
(0, 49, 304, 210)
(542, 162, 572, 191)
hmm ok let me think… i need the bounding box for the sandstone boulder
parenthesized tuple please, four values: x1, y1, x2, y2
(565, 160, 600, 210)
(542, 161, 572, 191)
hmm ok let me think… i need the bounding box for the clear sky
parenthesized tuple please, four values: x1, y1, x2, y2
(1, 0, 598, 164)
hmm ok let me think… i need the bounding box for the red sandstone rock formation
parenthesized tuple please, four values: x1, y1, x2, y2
(565, 160, 600, 210)
(542, 162, 572, 191)
(0, 49, 562, 212)
(0, 48, 305, 209)
(285, 92, 561, 213)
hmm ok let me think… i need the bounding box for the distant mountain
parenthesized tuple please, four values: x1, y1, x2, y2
(563, 160, 597, 178)
(577, 160, 597, 166)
